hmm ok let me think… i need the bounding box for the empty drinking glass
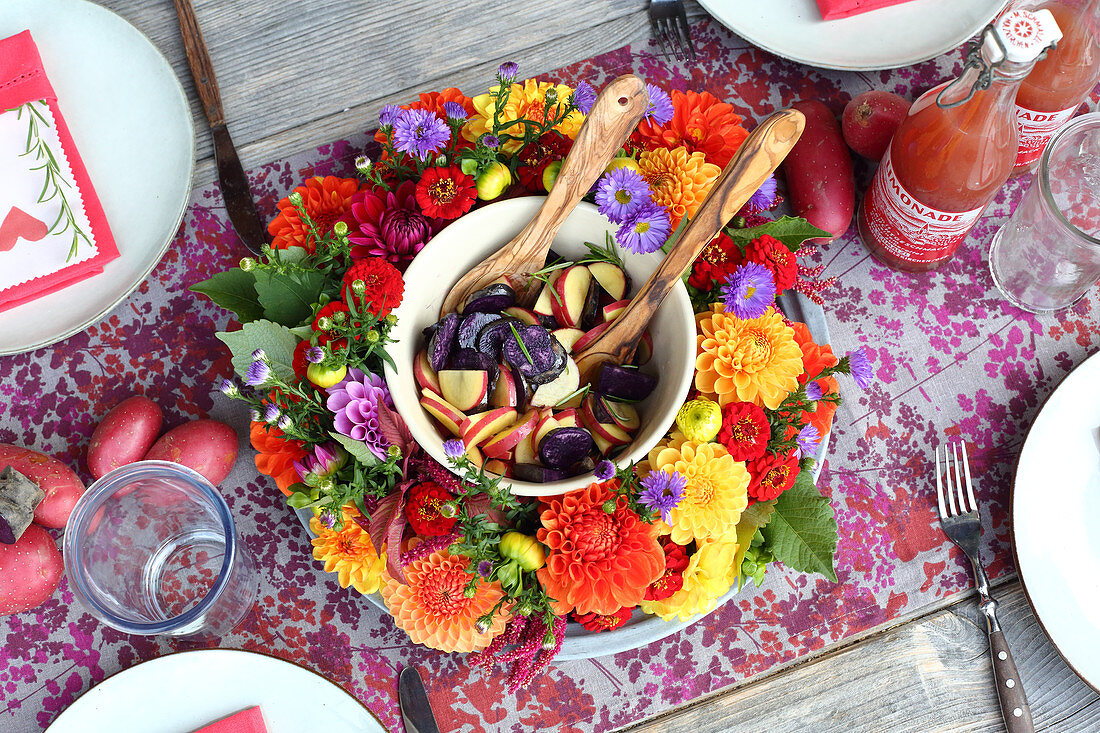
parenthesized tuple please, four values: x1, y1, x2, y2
(989, 113, 1100, 312)
(63, 460, 257, 638)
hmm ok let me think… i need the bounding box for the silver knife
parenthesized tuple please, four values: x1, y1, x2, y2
(399, 666, 442, 733)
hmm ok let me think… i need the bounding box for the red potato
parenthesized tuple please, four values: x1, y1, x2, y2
(86, 396, 164, 480)
(782, 100, 855, 241)
(0, 524, 62, 615)
(0, 443, 85, 528)
(144, 419, 239, 485)
(842, 90, 911, 161)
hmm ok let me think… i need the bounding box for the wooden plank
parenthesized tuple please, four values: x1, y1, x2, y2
(620, 581, 1100, 732)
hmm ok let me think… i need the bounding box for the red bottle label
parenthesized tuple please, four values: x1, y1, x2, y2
(862, 148, 986, 264)
(1014, 103, 1078, 168)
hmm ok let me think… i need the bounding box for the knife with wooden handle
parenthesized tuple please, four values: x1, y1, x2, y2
(173, 0, 267, 254)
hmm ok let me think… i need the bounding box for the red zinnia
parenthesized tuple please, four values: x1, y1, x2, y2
(291, 340, 311, 380)
(415, 166, 476, 220)
(404, 481, 458, 537)
(745, 234, 798, 292)
(747, 451, 800, 502)
(312, 301, 358, 346)
(573, 606, 634, 632)
(717, 401, 771, 462)
(645, 539, 690, 601)
(341, 257, 404, 318)
(688, 232, 744, 290)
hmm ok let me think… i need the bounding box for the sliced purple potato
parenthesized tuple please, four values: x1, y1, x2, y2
(591, 393, 614, 423)
(511, 365, 529, 412)
(426, 313, 460, 372)
(449, 348, 498, 385)
(457, 312, 502, 349)
(512, 463, 568, 483)
(476, 317, 522, 361)
(461, 283, 516, 315)
(579, 279, 601, 331)
(544, 249, 567, 268)
(538, 427, 594, 469)
(596, 364, 658, 403)
(502, 324, 566, 386)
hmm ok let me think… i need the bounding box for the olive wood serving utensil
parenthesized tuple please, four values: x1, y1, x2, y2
(573, 108, 806, 384)
(438, 74, 649, 316)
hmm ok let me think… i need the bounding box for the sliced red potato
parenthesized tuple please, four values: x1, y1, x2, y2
(438, 369, 489, 412)
(601, 397, 640, 432)
(572, 321, 612, 353)
(414, 350, 441, 393)
(530, 358, 581, 408)
(484, 458, 512, 477)
(550, 265, 592, 328)
(552, 328, 586, 353)
(532, 270, 562, 323)
(482, 409, 539, 459)
(420, 390, 466, 437)
(592, 430, 615, 456)
(503, 306, 540, 327)
(515, 432, 539, 465)
(633, 330, 653, 366)
(461, 407, 518, 448)
(588, 261, 628, 301)
(533, 415, 561, 448)
(465, 444, 484, 469)
(489, 367, 518, 409)
(600, 299, 630, 324)
(554, 408, 579, 429)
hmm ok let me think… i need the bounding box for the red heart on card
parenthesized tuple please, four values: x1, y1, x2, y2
(0, 207, 49, 252)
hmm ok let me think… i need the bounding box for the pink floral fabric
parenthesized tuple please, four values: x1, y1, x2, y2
(2, 17, 1099, 732)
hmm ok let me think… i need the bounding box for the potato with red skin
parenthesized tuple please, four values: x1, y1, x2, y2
(0, 524, 62, 615)
(144, 419, 239, 485)
(782, 100, 855, 242)
(87, 396, 163, 480)
(842, 90, 911, 161)
(0, 443, 84, 528)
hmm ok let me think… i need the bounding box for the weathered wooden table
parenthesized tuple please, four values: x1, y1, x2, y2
(33, 1, 1100, 730)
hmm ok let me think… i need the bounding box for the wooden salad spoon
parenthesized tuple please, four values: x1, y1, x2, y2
(573, 108, 807, 384)
(438, 74, 649, 316)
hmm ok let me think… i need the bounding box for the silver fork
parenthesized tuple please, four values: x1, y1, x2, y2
(936, 442, 1034, 733)
(648, 0, 697, 61)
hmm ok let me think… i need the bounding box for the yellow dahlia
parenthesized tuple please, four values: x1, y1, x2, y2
(381, 549, 510, 653)
(696, 304, 804, 410)
(644, 433, 749, 545)
(640, 536, 739, 622)
(463, 79, 584, 153)
(310, 509, 386, 595)
(637, 146, 720, 229)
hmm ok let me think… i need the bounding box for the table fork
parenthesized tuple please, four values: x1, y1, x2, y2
(935, 442, 1034, 733)
(648, 0, 697, 61)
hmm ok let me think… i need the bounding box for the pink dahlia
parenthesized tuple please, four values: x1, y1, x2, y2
(339, 181, 435, 269)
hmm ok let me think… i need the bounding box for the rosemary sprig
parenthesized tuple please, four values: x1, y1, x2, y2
(507, 322, 533, 363)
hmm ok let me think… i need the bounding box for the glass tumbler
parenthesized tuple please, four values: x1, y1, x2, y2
(63, 461, 258, 638)
(989, 113, 1100, 312)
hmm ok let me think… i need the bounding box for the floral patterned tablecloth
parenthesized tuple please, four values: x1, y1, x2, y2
(2, 16, 1099, 733)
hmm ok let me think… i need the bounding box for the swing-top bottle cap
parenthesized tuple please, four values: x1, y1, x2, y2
(983, 8, 1062, 64)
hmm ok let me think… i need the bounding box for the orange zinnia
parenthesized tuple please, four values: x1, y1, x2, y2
(267, 175, 360, 253)
(638, 146, 720, 230)
(790, 322, 840, 435)
(536, 480, 665, 616)
(249, 422, 307, 495)
(633, 90, 749, 168)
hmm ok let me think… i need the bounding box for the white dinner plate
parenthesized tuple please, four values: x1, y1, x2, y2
(1013, 349, 1100, 691)
(0, 0, 194, 354)
(46, 648, 386, 732)
(697, 0, 1009, 70)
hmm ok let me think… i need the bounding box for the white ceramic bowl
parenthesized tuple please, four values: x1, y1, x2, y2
(384, 196, 696, 497)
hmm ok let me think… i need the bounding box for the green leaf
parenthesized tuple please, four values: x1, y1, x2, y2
(216, 319, 300, 381)
(329, 431, 381, 468)
(761, 470, 838, 582)
(725, 216, 832, 253)
(254, 269, 325, 327)
(732, 499, 776, 589)
(278, 246, 311, 266)
(190, 268, 263, 323)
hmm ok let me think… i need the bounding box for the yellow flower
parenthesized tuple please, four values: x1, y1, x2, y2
(463, 79, 584, 153)
(640, 536, 739, 622)
(310, 508, 386, 595)
(637, 146, 720, 229)
(675, 398, 723, 442)
(696, 304, 804, 410)
(645, 433, 749, 545)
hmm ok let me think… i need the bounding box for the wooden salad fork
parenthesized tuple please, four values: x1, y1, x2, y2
(438, 74, 649, 317)
(573, 108, 805, 384)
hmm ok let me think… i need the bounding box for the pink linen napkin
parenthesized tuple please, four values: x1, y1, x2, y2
(0, 30, 119, 313)
(815, 0, 917, 20)
(192, 706, 268, 733)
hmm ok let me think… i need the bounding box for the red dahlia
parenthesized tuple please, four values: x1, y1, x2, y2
(688, 232, 744, 290)
(745, 234, 797, 292)
(747, 451, 800, 502)
(341, 257, 404, 318)
(415, 166, 477, 220)
(572, 606, 634, 632)
(645, 539, 689, 601)
(717, 401, 771, 462)
(404, 481, 458, 537)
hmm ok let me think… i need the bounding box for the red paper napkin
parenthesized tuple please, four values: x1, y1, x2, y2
(0, 30, 119, 313)
(815, 0, 917, 20)
(192, 706, 268, 733)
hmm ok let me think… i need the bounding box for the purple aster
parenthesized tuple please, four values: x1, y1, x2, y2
(443, 101, 467, 121)
(305, 346, 325, 364)
(251, 348, 266, 361)
(278, 415, 293, 431)
(498, 61, 518, 82)
(805, 380, 824, 402)
(477, 560, 493, 578)
(747, 175, 778, 212)
(392, 108, 451, 161)
(720, 262, 777, 319)
(594, 460, 616, 481)
(797, 424, 821, 457)
(595, 167, 651, 223)
(326, 368, 393, 459)
(481, 134, 500, 150)
(616, 202, 671, 254)
(244, 360, 272, 387)
(379, 104, 402, 128)
(572, 81, 596, 114)
(442, 438, 465, 460)
(848, 347, 874, 390)
(249, 408, 262, 422)
(219, 378, 238, 397)
(319, 511, 337, 529)
(262, 403, 281, 424)
(644, 84, 674, 126)
(639, 469, 686, 523)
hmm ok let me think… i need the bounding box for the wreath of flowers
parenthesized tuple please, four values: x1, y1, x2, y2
(192, 63, 873, 690)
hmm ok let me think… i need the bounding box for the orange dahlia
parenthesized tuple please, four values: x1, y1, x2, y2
(249, 422, 307, 496)
(267, 175, 361, 253)
(464, 79, 584, 153)
(791, 321, 840, 435)
(536, 480, 665, 616)
(381, 549, 510, 653)
(695, 303, 804, 409)
(638, 146, 720, 230)
(310, 508, 386, 594)
(633, 90, 749, 169)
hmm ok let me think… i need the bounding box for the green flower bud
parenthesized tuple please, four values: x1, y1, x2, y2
(366, 330, 380, 343)
(542, 631, 556, 649)
(332, 311, 347, 325)
(316, 316, 333, 331)
(496, 560, 522, 592)
(239, 257, 257, 271)
(464, 585, 478, 599)
(306, 362, 348, 389)
(385, 314, 398, 327)
(288, 191, 304, 207)
(435, 154, 448, 167)
(387, 445, 401, 459)
(499, 531, 546, 571)
(544, 87, 558, 106)
(602, 499, 616, 514)
(459, 158, 479, 176)
(439, 501, 459, 519)
(475, 161, 512, 201)
(730, 216, 747, 229)
(333, 220, 348, 237)
(354, 155, 372, 175)
(475, 615, 493, 634)
(514, 601, 533, 616)
(351, 279, 367, 296)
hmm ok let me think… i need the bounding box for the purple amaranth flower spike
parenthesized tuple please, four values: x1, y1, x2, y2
(442, 438, 465, 461)
(616, 201, 671, 254)
(443, 101, 467, 121)
(498, 61, 518, 82)
(594, 460, 616, 482)
(720, 262, 777, 320)
(244, 360, 272, 387)
(594, 167, 651, 224)
(638, 469, 686, 523)
(392, 108, 451, 161)
(848, 347, 874, 390)
(379, 104, 402, 128)
(572, 81, 596, 114)
(805, 380, 824, 402)
(644, 83, 674, 126)
(326, 369, 393, 459)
